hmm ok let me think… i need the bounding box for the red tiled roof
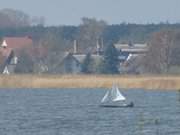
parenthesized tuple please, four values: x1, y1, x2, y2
(1, 37, 48, 60)
(3, 36, 33, 50)
(0, 47, 13, 58)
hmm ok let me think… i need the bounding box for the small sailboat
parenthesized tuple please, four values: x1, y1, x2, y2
(100, 84, 134, 108)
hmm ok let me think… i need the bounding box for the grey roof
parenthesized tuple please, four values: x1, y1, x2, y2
(73, 54, 103, 63)
(114, 43, 148, 52)
(73, 54, 86, 63)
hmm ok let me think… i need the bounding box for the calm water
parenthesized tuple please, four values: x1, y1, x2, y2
(0, 88, 179, 135)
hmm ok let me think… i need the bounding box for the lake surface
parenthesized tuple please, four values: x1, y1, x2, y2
(0, 88, 179, 135)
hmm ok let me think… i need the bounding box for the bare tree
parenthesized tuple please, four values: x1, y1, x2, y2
(143, 30, 176, 73)
(0, 12, 14, 28)
(31, 16, 45, 26)
(0, 8, 45, 28)
(35, 31, 72, 73)
(0, 8, 31, 27)
(170, 31, 180, 66)
(76, 17, 107, 52)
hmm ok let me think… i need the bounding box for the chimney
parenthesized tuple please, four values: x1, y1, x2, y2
(73, 40, 77, 54)
(96, 39, 100, 55)
(101, 37, 104, 51)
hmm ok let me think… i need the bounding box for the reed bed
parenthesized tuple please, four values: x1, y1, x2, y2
(0, 74, 180, 90)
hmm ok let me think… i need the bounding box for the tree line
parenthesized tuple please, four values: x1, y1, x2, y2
(1, 9, 180, 74)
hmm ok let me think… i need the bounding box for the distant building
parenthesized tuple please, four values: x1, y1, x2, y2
(59, 52, 103, 74)
(59, 40, 148, 74)
(0, 48, 15, 74)
(114, 43, 148, 73)
(56, 39, 103, 74)
(59, 52, 81, 74)
(114, 43, 148, 62)
(0, 36, 33, 74)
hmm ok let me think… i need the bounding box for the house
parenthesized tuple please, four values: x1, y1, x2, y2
(0, 47, 16, 74)
(114, 43, 148, 73)
(0, 36, 33, 74)
(114, 43, 148, 63)
(59, 52, 81, 74)
(59, 52, 103, 74)
(57, 39, 95, 73)
(58, 39, 103, 74)
(60, 40, 148, 74)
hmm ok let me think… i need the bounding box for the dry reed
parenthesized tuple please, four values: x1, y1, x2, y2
(0, 74, 180, 90)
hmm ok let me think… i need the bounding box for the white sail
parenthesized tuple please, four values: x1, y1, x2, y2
(101, 84, 126, 103)
(101, 91, 110, 103)
(112, 86, 126, 101)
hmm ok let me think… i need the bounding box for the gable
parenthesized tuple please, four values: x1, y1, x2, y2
(3, 66, 9, 74)
(63, 54, 80, 65)
(1, 40, 7, 47)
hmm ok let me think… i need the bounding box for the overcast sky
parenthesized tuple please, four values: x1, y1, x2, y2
(0, 0, 180, 26)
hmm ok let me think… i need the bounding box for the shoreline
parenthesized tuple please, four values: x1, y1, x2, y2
(0, 74, 180, 90)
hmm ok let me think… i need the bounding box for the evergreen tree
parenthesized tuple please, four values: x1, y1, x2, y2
(101, 44, 119, 74)
(81, 53, 93, 73)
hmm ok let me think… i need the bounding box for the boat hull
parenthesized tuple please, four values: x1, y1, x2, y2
(100, 103, 134, 108)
